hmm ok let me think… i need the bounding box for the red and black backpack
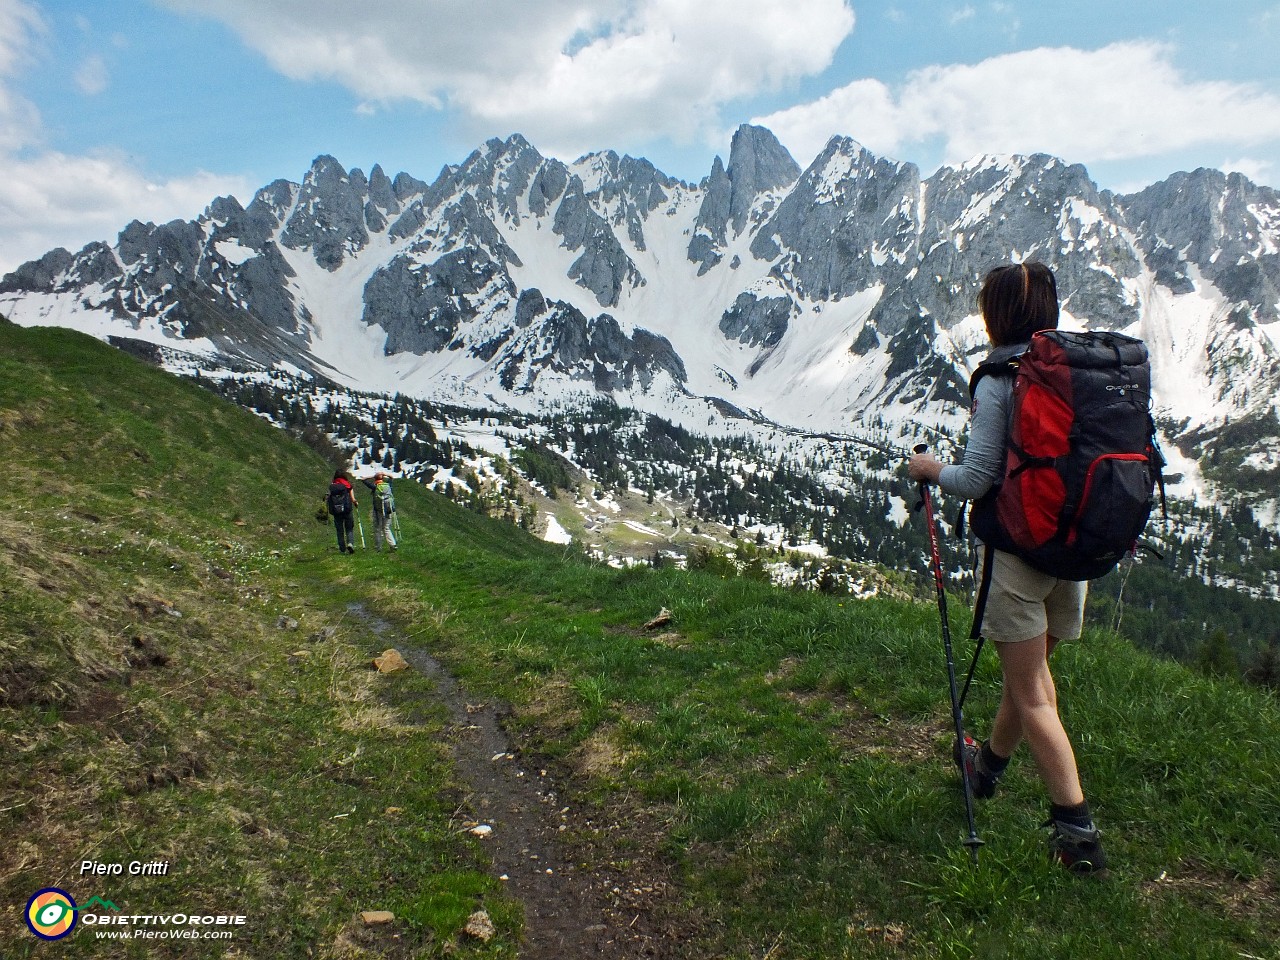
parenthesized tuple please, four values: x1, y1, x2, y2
(327, 479, 353, 516)
(968, 329, 1165, 585)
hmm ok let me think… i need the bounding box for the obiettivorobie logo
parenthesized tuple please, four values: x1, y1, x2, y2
(24, 881, 246, 942)
(24, 889, 120, 940)
(26, 888, 75, 940)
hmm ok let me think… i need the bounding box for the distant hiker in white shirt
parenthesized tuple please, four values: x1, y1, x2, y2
(360, 472, 397, 552)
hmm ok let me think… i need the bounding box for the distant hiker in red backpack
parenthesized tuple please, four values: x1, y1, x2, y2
(327, 470, 358, 554)
(910, 262, 1160, 874)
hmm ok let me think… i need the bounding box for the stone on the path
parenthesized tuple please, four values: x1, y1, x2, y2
(372, 649, 410, 673)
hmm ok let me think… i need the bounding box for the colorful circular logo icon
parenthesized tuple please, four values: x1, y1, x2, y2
(25, 888, 78, 940)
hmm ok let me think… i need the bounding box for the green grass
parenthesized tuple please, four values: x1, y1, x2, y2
(334, 486, 1280, 958)
(0, 322, 520, 958)
(2, 319, 1279, 958)
(408, 568, 1280, 957)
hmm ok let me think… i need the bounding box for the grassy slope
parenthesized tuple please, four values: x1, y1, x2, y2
(2, 320, 1278, 959)
(0, 322, 521, 958)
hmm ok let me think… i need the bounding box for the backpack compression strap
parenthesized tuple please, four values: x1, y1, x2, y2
(955, 546, 996, 711)
(970, 545, 996, 641)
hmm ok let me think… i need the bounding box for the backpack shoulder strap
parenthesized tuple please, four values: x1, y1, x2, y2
(968, 343, 1027, 400)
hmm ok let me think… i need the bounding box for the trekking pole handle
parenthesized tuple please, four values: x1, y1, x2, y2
(912, 443, 948, 503)
(911, 443, 932, 488)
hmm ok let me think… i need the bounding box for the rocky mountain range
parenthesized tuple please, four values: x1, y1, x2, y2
(2, 125, 1278, 519)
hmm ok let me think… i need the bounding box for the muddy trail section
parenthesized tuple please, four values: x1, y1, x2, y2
(350, 605, 693, 959)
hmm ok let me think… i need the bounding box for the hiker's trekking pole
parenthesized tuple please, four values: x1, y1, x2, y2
(356, 512, 366, 550)
(958, 633, 986, 712)
(392, 511, 403, 544)
(913, 443, 983, 864)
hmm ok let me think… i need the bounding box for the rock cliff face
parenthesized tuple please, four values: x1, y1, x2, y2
(3, 125, 1278, 509)
(1123, 169, 1280, 326)
(279, 155, 373, 269)
(752, 137, 920, 304)
(690, 125, 801, 274)
(493, 298, 687, 395)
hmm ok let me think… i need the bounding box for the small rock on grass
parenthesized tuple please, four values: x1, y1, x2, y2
(464, 909, 495, 942)
(372, 649, 410, 673)
(361, 910, 395, 926)
(643, 607, 672, 630)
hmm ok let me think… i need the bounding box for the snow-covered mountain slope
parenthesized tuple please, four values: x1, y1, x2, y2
(3, 125, 1278, 519)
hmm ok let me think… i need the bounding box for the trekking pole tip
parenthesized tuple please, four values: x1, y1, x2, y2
(964, 835, 984, 865)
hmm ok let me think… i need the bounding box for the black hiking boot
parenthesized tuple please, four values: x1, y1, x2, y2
(346, 545, 355, 554)
(954, 736, 1003, 800)
(1046, 818, 1108, 875)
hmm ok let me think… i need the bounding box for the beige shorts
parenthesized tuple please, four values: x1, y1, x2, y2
(976, 546, 1087, 644)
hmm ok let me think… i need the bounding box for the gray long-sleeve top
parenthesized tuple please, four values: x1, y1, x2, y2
(936, 371, 1015, 501)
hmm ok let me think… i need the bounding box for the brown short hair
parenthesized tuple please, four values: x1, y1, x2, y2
(977, 261, 1059, 346)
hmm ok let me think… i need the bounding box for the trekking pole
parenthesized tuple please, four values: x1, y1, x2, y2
(392, 511, 403, 544)
(958, 635, 987, 711)
(356, 512, 366, 550)
(913, 444, 983, 864)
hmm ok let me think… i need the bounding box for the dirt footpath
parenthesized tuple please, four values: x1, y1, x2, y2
(354, 606, 692, 958)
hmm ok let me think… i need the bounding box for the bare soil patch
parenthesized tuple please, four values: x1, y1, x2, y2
(350, 606, 697, 958)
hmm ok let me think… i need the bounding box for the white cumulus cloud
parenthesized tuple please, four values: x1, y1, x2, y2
(1220, 156, 1275, 185)
(0, 0, 251, 274)
(754, 41, 1280, 174)
(0, 149, 252, 275)
(158, 0, 855, 158)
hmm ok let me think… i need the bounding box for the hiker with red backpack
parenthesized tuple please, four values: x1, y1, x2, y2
(327, 470, 359, 554)
(909, 261, 1162, 874)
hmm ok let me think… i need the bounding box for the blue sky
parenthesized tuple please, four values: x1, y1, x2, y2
(3, 0, 1280, 273)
